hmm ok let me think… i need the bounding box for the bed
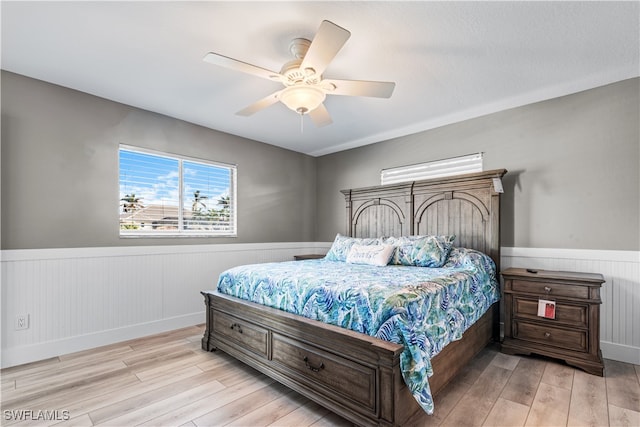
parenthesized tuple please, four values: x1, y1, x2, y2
(201, 169, 507, 427)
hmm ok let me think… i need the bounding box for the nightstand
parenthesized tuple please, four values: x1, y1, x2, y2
(293, 254, 325, 261)
(501, 268, 605, 376)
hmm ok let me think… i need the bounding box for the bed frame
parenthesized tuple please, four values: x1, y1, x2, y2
(202, 169, 507, 426)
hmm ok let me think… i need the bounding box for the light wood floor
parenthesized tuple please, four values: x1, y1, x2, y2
(1, 325, 639, 427)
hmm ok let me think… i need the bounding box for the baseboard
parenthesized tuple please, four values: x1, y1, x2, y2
(1, 312, 204, 369)
(601, 341, 640, 365)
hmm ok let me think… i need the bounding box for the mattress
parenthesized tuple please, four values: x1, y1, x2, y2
(216, 247, 500, 414)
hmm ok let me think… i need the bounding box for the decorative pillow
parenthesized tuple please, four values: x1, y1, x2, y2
(324, 233, 381, 262)
(385, 235, 456, 267)
(346, 244, 395, 266)
(383, 235, 418, 265)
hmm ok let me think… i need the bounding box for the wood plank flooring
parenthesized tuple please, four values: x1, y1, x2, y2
(1, 325, 639, 426)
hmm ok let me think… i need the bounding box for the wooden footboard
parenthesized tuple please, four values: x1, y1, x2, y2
(202, 291, 495, 427)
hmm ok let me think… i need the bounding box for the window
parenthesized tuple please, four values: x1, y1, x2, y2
(119, 145, 237, 237)
(381, 153, 483, 185)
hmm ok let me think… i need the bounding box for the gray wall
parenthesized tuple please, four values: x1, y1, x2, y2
(1, 71, 317, 249)
(3, 72, 638, 251)
(316, 78, 640, 251)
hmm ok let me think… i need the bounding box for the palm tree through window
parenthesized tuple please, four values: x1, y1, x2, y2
(119, 145, 237, 236)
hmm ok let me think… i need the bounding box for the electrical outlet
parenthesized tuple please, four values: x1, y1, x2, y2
(15, 314, 29, 330)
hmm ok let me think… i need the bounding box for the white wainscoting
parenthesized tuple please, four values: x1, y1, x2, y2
(0, 242, 331, 368)
(501, 247, 640, 365)
(2, 244, 637, 368)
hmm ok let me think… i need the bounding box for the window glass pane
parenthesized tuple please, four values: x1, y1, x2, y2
(183, 160, 233, 233)
(119, 149, 180, 232)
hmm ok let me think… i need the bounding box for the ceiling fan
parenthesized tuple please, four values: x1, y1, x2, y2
(203, 20, 396, 127)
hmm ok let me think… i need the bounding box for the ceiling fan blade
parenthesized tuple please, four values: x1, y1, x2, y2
(300, 20, 350, 77)
(323, 79, 396, 98)
(236, 90, 284, 116)
(203, 52, 281, 81)
(309, 103, 333, 127)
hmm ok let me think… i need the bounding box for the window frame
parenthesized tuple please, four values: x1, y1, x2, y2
(118, 144, 237, 238)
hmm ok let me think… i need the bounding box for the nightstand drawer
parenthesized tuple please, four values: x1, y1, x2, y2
(513, 297, 588, 328)
(512, 279, 589, 299)
(513, 320, 588, 352)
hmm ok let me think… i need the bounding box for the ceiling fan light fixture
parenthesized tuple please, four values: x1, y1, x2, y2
(278, 85, 326, 115)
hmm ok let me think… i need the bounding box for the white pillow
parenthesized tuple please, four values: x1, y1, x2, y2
(346, 244, 394, 267)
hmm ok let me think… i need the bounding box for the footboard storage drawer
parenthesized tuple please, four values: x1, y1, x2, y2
(271, 333, 377, 414)
(212, 310, 269, 358)
(202, 291, 417, 427)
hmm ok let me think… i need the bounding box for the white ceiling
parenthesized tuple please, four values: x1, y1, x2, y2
(2, 1, 638, 156)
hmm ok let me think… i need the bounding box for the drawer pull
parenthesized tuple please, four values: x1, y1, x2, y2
(544, 332, 551, 338)
(230, 323, 243, 334)
(544, 286, 552, 293)
(303, 356, 325, 372)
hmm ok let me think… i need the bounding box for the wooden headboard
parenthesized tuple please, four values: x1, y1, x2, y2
(341, 169, 507, 269)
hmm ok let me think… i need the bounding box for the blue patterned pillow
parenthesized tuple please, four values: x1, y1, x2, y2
(385, 235, 456, 267)
(325, 234, 381, 262)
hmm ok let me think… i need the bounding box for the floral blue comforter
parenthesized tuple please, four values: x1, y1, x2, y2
(216, 247, 499, 414)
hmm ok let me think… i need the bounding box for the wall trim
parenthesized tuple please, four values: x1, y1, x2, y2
(0, 241, 331, 261)
(502, 246, 639, 263)
(601, 341, 640, 366)
(1, 313, 203, 369)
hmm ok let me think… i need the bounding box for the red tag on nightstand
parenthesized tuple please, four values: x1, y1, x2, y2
(538, 299, 556, 319)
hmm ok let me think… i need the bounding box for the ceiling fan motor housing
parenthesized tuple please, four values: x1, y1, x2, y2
(280, 59, 320, 85)
(281, 38, 321, 86)
(289, 38, 311, 59)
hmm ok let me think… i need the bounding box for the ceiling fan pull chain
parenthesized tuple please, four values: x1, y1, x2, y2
(300, 113, 304, 133)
